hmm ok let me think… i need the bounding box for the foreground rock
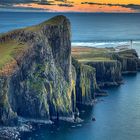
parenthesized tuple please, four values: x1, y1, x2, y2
(0, 16, 74, 126)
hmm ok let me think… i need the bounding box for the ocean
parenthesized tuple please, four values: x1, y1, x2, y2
(1, 12, 140, 54)
(0, 12, 140, 140)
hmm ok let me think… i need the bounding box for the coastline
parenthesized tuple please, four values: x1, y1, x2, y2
(0, 15, 140, 140)
(72, 46, 140, 87)
(72, 41, 140, 53)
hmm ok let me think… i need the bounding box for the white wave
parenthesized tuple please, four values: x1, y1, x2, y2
(72, 41, 140, 48)
(0, 117, 53, 139)
(19, 117, 53, 124)
(0, 124, 32, 140)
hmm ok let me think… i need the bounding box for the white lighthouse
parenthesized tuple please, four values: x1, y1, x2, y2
(130, 40, 133, 49)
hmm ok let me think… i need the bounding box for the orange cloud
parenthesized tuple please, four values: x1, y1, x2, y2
(14, 2, 136, 12)
(78, 0, 140, 5)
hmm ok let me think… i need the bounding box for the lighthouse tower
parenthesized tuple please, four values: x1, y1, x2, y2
(130, 40, 133, 49)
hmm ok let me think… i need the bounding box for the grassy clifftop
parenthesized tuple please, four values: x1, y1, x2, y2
(0, 40, 27, 76)
(0, 41, 26, 67)
(72, 47, 115, 63)
(0, 15, 67, 37)
(72, 46, 138, 63)
(72, 46, 140, 87)
(25, 15, 67, 31)
(0, 15, 73, 126)
(0, 15, 68, 76)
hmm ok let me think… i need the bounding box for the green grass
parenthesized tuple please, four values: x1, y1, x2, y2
(0, 15, 67, 36)
(72, 47, 136, 64)
(78, 57, 115, 62)
(0, 41, 26, 69)
(0, 15, 66, 70)
(25, 15, 67, 31)
(72, 47, 114, 63)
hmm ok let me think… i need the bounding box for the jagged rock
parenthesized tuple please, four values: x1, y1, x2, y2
(91, 116, 96, 121)
(72, 47, 140, 88)
(0, 78, 17, 126)
(112, 49, 140, 74)
(72, 58, 99, 105)
(86, 61, 122, 87)
(0, 15, 74, 126)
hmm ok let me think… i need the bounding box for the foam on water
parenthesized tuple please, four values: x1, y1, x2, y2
(0, 124, 32, 140)
(0, 117, 53, 139)
(72, 41, 140, 56)
(72, 41, 140, 48)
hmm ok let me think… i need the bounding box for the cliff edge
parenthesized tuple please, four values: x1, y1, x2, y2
(72, 47, 140, 87)
(0, 15, 73, 126)
(1, 16, 140, 127)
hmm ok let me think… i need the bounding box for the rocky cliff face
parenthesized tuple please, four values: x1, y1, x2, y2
(0, 16, 74, 126)
(0, 78, 17, 125)
(112, 49, 140, 74)
(88, 50, 140, 87)
(85, 61, 122, 87)
(72, 58, 99, 105)
(72, 47, 140, 88)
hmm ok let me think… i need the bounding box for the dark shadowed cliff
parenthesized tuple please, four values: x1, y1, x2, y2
(0, 16, 74, 126)
(72, 47, 140, 87)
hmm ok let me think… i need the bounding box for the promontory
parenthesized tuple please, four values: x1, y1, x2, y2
(0, 15, 140, 126)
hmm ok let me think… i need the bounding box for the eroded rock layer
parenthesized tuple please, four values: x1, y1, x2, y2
(0, 16, 73, 125)
(72, 47, 140, 88)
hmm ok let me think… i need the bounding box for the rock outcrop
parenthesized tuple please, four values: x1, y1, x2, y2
(72, 58, 98, 105)
(0, 78, 17, 125)
(0, 16, 74, 126)
(112, 49, 140, 74)
(86, 61, 122, 87)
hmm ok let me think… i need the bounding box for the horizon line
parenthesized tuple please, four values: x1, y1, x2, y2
(0, 11, 140, 14)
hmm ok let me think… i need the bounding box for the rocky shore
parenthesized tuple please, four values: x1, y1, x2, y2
(0, 16, 140, 139)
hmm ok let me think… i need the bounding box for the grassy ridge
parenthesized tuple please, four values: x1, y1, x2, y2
(0, 15, 66, 71)
(72, 47, 115, 63)
(0, 41, 26, 69)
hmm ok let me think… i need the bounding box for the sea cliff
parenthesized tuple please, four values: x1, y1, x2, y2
(72, 47, 140, 87)
(0, 16, 140, 127)
(0, 16, 73, 126)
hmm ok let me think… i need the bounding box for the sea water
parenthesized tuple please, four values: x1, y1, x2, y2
(0, 12, 140, 140)
(1, 12, 140, 47)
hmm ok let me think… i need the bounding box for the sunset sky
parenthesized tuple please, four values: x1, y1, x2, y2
(0, 0, 140, 12)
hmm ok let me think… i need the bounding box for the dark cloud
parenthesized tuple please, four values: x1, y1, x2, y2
(55, 0, 74, 4)
(35, 1, 55, 5)
(55, 0, 67, 2)
(0, 0, 52, 11)
(0, 0, 74, 8)
(0, 0, 56, 9)
(0, 0, 54, 5)
(123, 4, 140, 10)
(55, 0, 74, 7)
(0, 0, 37, 4)
(81, 2, 140, 10)
(57, 3, 73, 7)
(0, 4, 50, 12)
